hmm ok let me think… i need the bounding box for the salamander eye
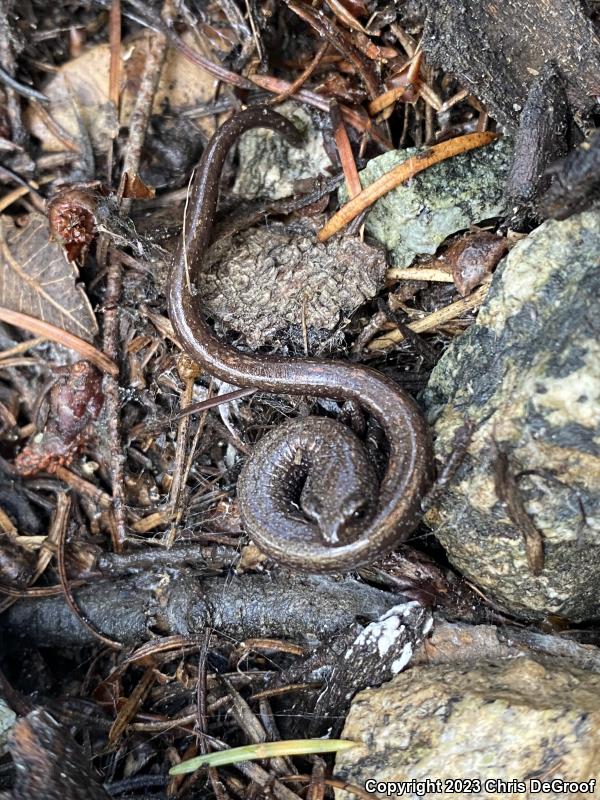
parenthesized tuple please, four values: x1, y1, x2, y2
(342, 496, 368, 522)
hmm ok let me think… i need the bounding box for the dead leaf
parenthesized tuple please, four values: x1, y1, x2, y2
(446, 232, 509, 296)
(0, 212, 98, 342)
(122, 172, 155, 200)
(25, 30, 228, 157)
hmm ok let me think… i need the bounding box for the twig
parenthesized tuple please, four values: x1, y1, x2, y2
(0, 184, 32, 213)
(0, 165, 45, 206)
(102, 30, 167, 550)
(284, 0, 380, 100)
(368, 50, 422, 116)
(387, 267, 454, 282)
(165, 358, 202, 547)
(250, 75, 393, 149)
(0, 63, 48, 101)
(0, 489, 70, 615)
(109, 667, 155, 743)
(0, 3, 27, 145)
(367, 282, 490, 350)
(53, 465, 113, 508)
(317, 131, 497, 241)
(55, 492, 123, 649)
(0, 307, 118, 375)
(326, 0, 371, 34)
(108, 0, 121, 109)
(107, 0, 122, 179)
(28, 100, 82, 153)
(172, 387, 256, 422)
(269, 41, 329, 106)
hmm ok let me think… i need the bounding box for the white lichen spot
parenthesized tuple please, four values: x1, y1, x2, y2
(391, 643, 414, 674)
(422, 616, 434, 636)
(351, 604, 420, 658)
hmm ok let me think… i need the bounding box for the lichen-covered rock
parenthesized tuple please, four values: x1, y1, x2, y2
(199, 220, 386, 350)
(233, 102, 332, 200)
(335, 657, 600, 800)
(423, 210, 600, 621)
(343, 138, 511, 267)
(0, 698, 16, 757)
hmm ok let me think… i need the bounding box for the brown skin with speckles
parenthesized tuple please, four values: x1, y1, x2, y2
(168, 107, 431, 572)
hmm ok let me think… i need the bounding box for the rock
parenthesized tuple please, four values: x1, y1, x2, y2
(0, 698, 16, 757)
(199, 219, 386, 350)
(341, 138, 511, 267)
(335, 656, 600, 799)
(423, 210, 600, 621)
(233, 102, 332, 200)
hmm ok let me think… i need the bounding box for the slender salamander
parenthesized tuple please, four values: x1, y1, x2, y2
(168, 106, 431, 572)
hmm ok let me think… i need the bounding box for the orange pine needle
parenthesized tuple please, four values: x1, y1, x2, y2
(331, 101, 362, 199)
(0, 307, 118, 376)
(317, 131, 498, 243)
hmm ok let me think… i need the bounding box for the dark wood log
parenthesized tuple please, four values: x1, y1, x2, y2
(421, 0, 600, 130)
(1, 569, 404, 648)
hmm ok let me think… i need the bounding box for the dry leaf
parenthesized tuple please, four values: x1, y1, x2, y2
(445, 232, 509, 296)
(0, 212, 98, 342)
(122, 172, 155, 200)
(25, 30, 227, 156)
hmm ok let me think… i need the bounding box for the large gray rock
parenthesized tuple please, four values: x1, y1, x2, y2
(335, 656, 600, 799)
(0, 698, 16, 757)
(423, 211, 600, 621)
(341, 138, 511, 266)
(233, 102, 332, 200)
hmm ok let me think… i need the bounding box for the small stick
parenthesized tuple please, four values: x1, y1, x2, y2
(284, 0, 380, 100)
(0, 307, 118, 375)
(368, 50, 422, 116)
(0, 339, 46, 361)
(250, 75, 393, 150)
(28, 99, 81, 153)
(55, 492, 123, 649)
(367, 282, 490, 350)
(165, 359, 202, 547)
(172, 387, 256, 422)
(53, 465, 113, 508)
(387, 267, 454, 282)
(103, 29, 167, 550)
(269, 41, 329, 106)
(318, 131, 497, 242)
(0, 63, 48, 102)
(107, 0, 122, 179)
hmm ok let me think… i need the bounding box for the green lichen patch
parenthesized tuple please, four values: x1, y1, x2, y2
(342, 138, 512, 266)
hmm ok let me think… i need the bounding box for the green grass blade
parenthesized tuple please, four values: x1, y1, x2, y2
(169, 738, 357, 775)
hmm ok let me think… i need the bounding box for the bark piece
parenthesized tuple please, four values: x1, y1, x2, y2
(421, 0, 600, 130)
(506, 62, 571, 225)
(5, 709, 111, 800)
(312, 601, 432, 725)
(539, 131, 600, 220)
